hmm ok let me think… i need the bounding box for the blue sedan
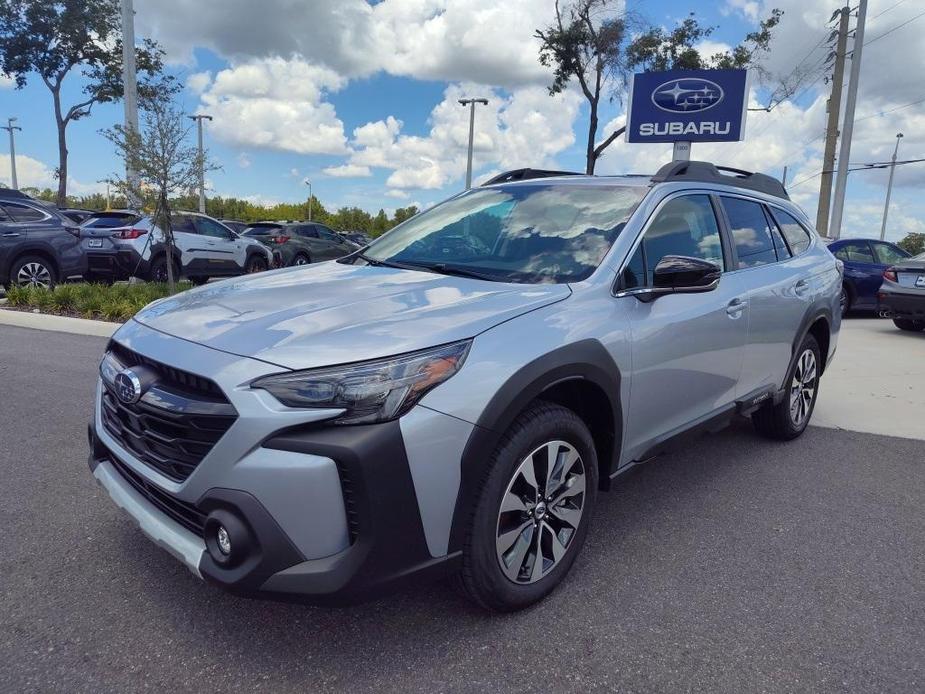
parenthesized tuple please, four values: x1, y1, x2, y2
(826, 238, 910, 316)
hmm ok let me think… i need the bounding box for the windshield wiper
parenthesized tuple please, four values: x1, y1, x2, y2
(399, 262, 503, 282)
(351, 251, 431, 273)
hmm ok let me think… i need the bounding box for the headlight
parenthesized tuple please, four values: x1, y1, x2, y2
(251, 340, 471, 425)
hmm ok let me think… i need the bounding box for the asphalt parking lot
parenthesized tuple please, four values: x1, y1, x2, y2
(1, 323, 923, 692)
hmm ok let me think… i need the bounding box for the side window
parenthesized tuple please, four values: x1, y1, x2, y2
(196, 217, 233, 239)
(171, 215, 197, 234)
(622, 194, 724, 288)
(766, 208, 791, 261)
(872, 242, 908, 265)
(770, 208, 812, 256)
(838, 241, 875, 263)
(317, 226, 339, 241)
(722, 197, 778, 269)
(1, 202, 47, 222)
(296, 225, 318, 238)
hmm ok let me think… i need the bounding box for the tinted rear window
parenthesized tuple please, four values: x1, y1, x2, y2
(83, 214, 141, 228)
(243, 225, 283, 236)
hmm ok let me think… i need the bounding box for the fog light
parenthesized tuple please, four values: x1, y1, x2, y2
(216, 525, 232, 555)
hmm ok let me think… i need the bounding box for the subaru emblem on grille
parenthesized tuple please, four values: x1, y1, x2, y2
(114, 368, 143, 404)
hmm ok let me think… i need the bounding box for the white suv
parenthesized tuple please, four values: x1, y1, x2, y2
(80, 211, 274, 284)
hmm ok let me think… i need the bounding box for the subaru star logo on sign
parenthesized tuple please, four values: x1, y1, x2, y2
(626, 69, 749, 143)
(114, 368, 143, 404)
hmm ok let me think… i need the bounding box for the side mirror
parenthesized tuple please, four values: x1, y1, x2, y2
(632, 255, 722, 303)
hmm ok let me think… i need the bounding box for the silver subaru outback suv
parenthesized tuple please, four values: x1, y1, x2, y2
(88, 161, 841, 611)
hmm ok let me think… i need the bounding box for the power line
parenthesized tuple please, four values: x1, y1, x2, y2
(864, 7, 925, 45)
(788, 157, 925, 189)
(869, 0, 907, 21)
(854, 95, 925, 123)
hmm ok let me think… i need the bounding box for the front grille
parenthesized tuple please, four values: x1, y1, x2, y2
(101, 343, 236, 481)
(334, 460, 360, 544)
(109, 456, 207, 535)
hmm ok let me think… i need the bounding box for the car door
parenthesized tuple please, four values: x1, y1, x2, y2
(194, 216, 244, 274)
(314, 224, 352, 259)
(833, 240, 881, 308)
(718, 196, 810, 398)
(618, 192, 749, 462)
(168, 213, 205, 272)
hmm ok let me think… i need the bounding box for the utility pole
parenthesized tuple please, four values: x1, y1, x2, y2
(458, 98, 488, 189)
(188, 115, 213, 213)
(120, 0, 140, 206)
(829, 0, 867, 240)
(781, 165, 788, 187)
(304, 179, 312, 221)
(879, 132, 903, 240)
(816, 6, 850, 236)
(2, 117, 21, 189)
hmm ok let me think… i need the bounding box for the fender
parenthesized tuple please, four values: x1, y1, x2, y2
(784, 304, 832, 391)
(149, 240, 183, 265)
(0, 241, 60, 278)
(447, 339, 622, 553)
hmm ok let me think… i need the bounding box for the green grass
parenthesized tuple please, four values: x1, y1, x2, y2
(4, 282, 192, 322)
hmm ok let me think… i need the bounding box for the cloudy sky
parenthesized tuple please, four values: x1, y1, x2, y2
(1, 0, 923, 241)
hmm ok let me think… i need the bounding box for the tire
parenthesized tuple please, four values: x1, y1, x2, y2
(149, 255, 179, 284)
(893, 318, 925, 332)
(9, 255, 57, 289)
(839, 284, 852, 318)
(292, 252, 311, 266)
(245, 255, 268, 274)
(189, 276, 210, 286)
(752, 333, 821, 441)
(458, 401, 598, 612)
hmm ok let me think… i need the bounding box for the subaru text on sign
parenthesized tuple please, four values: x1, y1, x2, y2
(625, 69, 750, 143)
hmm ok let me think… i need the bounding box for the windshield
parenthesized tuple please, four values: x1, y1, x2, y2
(360, 183, 646, 284)
(243, 225, 283, 236)
(82, 213, 142, 228)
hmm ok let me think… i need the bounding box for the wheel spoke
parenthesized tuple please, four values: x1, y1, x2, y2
(544, 521, 568, 563)
(546, 443, 563, 493)
(497, 519, 532, 558)
(529, 522, 544, 581)
(549, 502, 582, 528)
(550, 473, 585, 507)
(499, 522, 534, 581)
(500, 490, 530, 515)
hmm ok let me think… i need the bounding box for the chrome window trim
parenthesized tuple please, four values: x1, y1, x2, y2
(0, 200, 54, 223)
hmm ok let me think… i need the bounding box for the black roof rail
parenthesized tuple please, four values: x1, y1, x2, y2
(481, 168, 584, 186)
(651, 160, 789, 200)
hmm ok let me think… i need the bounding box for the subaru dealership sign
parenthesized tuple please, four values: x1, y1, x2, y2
(625, 69, 749, 143)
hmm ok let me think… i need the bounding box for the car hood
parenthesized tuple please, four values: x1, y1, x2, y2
(133, 261, 571, 370)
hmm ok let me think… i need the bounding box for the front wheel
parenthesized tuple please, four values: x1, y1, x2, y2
(893, 318, 925, 332)
(459, 401, 598, 611)
(10, 255, 57, 289)
(752, 333, 821, 440)
(245, 255, 268, 274)
(292, 253, 311, 266)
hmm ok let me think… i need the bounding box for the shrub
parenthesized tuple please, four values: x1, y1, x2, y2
(2, 281, 194, 322)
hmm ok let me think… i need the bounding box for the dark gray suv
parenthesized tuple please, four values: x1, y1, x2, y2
(242, 221, 359, 266)
(0, 189, 86, 288)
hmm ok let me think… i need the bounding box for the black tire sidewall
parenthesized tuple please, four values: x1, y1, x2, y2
(150, 256, 178, 283)
(246, 255, 268, 273)
(293, 253, 310, 266)
(464, 402, 598, 611)
(781, 334, 822, 436)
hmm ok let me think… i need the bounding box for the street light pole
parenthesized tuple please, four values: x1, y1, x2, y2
(2, 117, 22, 189)
(187, 115, 213, 213)
(304, 179, 312, 221)
(458, 98, 488, 189)
(879, 132, 903, 241)
(120, 0, 140, 205)
(829, 0, 868, 239)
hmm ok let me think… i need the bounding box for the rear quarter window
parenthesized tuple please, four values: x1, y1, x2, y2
(770, 208, 812, 256)
(721, 197, 777, 268)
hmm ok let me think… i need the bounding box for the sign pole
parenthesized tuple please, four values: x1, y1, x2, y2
(672, 142, 691, 161)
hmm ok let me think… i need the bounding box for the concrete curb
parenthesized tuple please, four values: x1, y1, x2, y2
(0, 308, 119, 337)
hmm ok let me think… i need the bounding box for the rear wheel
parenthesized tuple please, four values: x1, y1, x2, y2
(893, 318, 925, 332)
(839, 284, 851, 317)
(149, 256, 179, 284)
(292, 252, 311, 266)
(752, 334, 821, 440)
(189, 276, 210, 286)
(458, 401, 598, 611)
(10, 255, 57, 289)
(245, 255, 268, 274)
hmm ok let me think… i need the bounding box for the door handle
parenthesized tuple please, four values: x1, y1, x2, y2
(2, 232, 20, 237)
(726, 297, 747, 317)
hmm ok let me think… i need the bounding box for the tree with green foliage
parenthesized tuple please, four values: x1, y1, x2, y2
(897, 232, 925, 256)
(536, 1, 782, 174)
(0, 0, 170, 205)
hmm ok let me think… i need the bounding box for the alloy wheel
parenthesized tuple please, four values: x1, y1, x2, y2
(839, 287, 848, 316)
(789, 348, 817, 426)
(16, 262, 52, 288)
(495, 440, 586, 584)
(294, 255, 309, 266)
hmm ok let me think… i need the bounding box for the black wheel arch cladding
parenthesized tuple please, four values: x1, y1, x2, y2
(448, 338, 622, 555)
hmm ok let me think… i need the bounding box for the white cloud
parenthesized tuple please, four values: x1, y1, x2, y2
(0, 153, 101, 195)
(346, 83, 582, 190)
(197, 57, 348, 156)
(186, 71, 212, 94)
(236, 152, 251, 168)
(386, 189, 410, 199)
(0, 74, 13, 89)
(323, 164, 372, 178)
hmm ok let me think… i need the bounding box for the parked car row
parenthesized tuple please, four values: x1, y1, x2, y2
(0, 188, 362, 289)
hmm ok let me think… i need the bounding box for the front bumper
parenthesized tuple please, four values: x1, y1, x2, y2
(87, 321, 465, 603)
